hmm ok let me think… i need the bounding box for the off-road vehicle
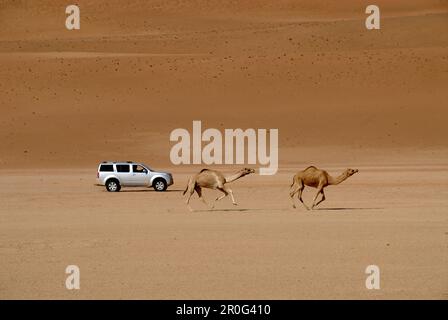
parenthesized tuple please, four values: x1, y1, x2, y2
(96, 161, 173, 192)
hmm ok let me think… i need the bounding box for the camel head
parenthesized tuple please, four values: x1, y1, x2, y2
(240, 168, 256, 176)
(344, 168, 358, 177)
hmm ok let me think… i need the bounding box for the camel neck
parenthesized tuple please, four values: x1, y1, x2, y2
(225, 172, 245, 183)
(328, 173, 348, 185)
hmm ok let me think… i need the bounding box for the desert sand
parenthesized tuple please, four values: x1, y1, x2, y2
(0, 1, 447, 299)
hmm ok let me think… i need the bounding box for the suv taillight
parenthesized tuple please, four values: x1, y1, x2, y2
(97, 172, 99, 178)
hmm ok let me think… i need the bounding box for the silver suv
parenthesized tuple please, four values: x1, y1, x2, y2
(96, 161, 173, 192)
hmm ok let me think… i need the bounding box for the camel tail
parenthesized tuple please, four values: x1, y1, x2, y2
(290, 174, 299, 188)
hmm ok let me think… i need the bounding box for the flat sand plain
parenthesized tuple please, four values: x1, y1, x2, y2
(1, 152, 447, 299)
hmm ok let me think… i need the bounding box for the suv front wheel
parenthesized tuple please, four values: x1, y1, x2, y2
(153, 178, 167, 192)
(106, 179, 121, 192)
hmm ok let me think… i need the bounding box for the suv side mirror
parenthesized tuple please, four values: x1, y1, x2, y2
(143, 169, 148, 174)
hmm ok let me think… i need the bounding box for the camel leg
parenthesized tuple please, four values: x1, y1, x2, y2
(297, 186, 309, 210)
(226, 187, 237, 205)
(215, 188, 228, 202)
(313, 189, 326, 208)
(195, 186, 213, 210)
(216, 186, 237, 205)
(289, 182, 300, 209)
(185, 188, 195, 212)
(311, 187, 324, 210)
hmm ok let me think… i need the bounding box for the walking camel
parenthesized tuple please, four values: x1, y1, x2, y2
(183, 168, 255, 211)
(289, 166, 358, 210)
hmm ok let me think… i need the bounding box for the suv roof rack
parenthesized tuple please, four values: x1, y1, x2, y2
(101, 161, 134, 164)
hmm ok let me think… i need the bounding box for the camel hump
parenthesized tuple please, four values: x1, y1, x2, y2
(304, 165, 318, 171)
(200, 168, 210, 173)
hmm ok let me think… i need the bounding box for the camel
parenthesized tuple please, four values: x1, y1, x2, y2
(182, 168, 255, 211)
(289, 166, 358, 210)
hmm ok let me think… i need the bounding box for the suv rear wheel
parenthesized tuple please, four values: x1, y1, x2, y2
(106, 179, 121, 192)
(153, 178, 167, 192)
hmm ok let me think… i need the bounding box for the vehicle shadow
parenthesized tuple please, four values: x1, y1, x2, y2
(120, 189, 185, 193)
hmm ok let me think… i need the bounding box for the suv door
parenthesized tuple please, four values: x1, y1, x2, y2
(115, 164, 132, 185)
(130, 164, 150, 186)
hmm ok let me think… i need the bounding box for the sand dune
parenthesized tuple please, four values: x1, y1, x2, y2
(1, 8, 447, 168)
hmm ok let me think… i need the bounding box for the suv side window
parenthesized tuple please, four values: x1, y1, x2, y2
(133, 165, 147, 173)
(99, 164, 114, 172)
(116, 164, 130, 173)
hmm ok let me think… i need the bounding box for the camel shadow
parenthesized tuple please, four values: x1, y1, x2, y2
(314, 207, 384, 211)
(193, 208, 265, 213)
